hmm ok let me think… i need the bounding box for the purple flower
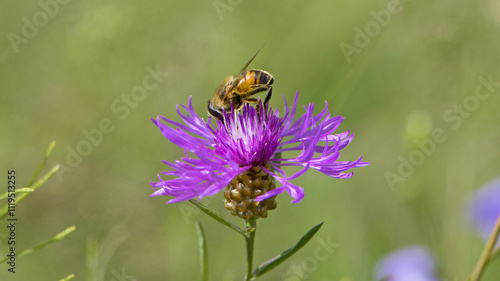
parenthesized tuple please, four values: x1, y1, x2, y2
(150, 92, 369, 204)
(467, 177, 500, 245)
(374, 246, 439, 281)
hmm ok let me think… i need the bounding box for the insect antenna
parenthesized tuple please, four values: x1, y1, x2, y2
(237, 43, 267, 74)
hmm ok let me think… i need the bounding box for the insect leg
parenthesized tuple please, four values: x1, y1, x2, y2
(245, 98, 259, 104)
(263, 87, 272, 107)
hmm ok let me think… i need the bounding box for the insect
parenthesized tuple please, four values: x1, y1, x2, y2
(207, 49, 274, 121)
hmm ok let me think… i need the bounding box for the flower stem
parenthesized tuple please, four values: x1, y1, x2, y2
(244, 218, 257, 281)
(470, 212, 500, 281)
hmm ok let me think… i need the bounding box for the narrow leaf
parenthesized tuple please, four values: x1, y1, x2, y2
(252, 222, 323, 278)
(27, 140, 56, 187)
(195, 220, 208, 281)
(0, 164, 60, 219)
(59, 274, 75, 281)
(0, 188, 34, 200)
(189, 199, 245, 236)
(0, 226, 76, 263)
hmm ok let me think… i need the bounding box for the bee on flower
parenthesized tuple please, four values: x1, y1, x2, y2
(150, 92, 369, 219)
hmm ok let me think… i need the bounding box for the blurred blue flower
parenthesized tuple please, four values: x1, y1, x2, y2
(150, 92, 369, 204)
(468, 177, 500, 245)
(374, 246, 439, 281)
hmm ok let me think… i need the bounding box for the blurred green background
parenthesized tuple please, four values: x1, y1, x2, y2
(1, 0, 500, 280)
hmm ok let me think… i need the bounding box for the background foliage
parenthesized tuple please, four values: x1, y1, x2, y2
(1, 0, 500, 280)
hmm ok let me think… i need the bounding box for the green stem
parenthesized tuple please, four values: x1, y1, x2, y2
(470, 213, 500, 281)
(244, 218, 257, 281)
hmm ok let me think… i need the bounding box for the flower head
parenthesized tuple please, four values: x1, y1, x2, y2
(150, 92, 369, 205)
(467, 177, 500, 245)
(374, 246, 439, 281)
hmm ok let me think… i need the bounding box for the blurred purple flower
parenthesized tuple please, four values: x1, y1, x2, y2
(468, 177, 500, 245)
(374, 246, 439, 281)
(150, 92, 369, 203)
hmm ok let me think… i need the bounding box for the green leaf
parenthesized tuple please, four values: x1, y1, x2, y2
(189, 199, 245, 236)
(195, 220, 208, 281)
(251, 222, 324, 278)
